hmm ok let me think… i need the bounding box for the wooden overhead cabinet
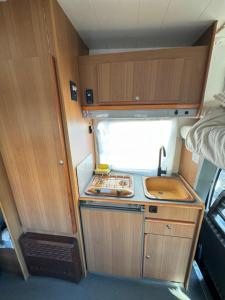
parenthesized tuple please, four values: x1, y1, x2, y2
(79, 22, 217, 110)
(79, 47, 208, 106)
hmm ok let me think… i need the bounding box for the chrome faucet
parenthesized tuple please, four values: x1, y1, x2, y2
(157, 146, 167, 176)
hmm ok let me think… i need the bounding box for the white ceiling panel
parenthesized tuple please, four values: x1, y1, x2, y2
(162, 0, 212, 25)
(89, 0, 139, 30)
(137, 0, 170, 28)
(57, 0, 225, 49)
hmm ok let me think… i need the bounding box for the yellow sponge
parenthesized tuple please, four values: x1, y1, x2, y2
(94, 164, 111, 175)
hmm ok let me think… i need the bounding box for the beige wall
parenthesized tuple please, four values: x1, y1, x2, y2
(204, 42, 225, 102)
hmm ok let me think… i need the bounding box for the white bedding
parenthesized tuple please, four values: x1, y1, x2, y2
(186, 107, 225, 169)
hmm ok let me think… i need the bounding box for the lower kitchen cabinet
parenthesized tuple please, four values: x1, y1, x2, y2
(81, 207, 143, 278)
(80, 202, 203, 286)
(143, 234, 192, 282)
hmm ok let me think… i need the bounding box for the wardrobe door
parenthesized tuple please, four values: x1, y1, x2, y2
(0, 56, 73, 235)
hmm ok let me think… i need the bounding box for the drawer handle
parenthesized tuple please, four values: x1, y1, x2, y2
(146, 255, 150, 259)
(166, 224, 172, 229)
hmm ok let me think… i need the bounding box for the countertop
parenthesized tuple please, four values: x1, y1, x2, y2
(79, 172, 204, 208)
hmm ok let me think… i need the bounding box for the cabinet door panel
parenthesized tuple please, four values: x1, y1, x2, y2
(133, 58, 184, 103)
(152, 58, 184, 103)
(179, 58, 205, 104)
(143, 234, 192, 282)
(81, 207, 143, 278)
(97, 61, 134, 103)
(133, 60, 156, 102)
(97, 58, 184, 104)
(0, 56, 73, 235)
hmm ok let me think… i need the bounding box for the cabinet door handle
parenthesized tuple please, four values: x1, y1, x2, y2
(166, 224, 172, 229)
(146, 255, 150, 259)
(59, 160, 64, 165)
(134, 96, 140, 101)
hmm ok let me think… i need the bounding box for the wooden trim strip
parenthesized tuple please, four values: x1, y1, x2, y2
(147, 233, 193, 240)
(82, 103, 200, 111)
(51, 57, 77, 234)
(184, 209, 204, 289)
(145, 218, 195, 225)
(79, 46, 208, 65)
(216, 22, 225, 34)
(79, 196, 203, 209)
(197, 21, 218, 115)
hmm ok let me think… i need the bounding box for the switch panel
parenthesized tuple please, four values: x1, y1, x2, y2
(70, 80, 77, 101)
(149, 206, 158, 213)
(86, 89, 93, 104)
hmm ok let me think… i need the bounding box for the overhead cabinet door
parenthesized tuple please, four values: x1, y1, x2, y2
(0, 56, 73, 235)
(133, 58, 184, 103)
(97, 61, 134, 103)
(96, 58, 192, 104)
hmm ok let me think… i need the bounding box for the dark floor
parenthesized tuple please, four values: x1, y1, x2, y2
(0, 267, 208, 300)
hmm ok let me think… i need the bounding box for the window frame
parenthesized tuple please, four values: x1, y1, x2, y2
(208, 190, 225, 234)
(207, 168, 223, 210)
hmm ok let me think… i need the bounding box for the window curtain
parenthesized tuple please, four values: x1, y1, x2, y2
(94, 119, 178, 175)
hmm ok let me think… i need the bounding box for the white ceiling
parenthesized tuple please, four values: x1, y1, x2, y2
(58, 0, 225, 50)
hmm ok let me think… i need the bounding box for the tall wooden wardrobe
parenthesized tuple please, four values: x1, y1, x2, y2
(0, 0, 94, 277)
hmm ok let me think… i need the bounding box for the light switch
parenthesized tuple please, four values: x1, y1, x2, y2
(70, 80, 77, 101)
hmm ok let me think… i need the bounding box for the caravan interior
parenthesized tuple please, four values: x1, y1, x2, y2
(0, 1, 225, 300)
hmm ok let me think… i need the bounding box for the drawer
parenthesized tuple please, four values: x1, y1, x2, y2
(145, 205, 199, 223)
(144, 219, 195, 238)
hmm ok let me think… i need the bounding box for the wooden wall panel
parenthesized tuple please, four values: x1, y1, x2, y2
(0, 0, 50, 59)
(194, 21, 217, 114)
(179, 143, 198, 187)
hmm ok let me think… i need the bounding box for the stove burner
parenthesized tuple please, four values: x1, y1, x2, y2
(119, 180, 128, 186)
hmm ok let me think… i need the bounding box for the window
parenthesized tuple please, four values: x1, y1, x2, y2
(209, 190, 225, 234)
(208, 169, 225, 209)
(95, 119, 178, 175)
